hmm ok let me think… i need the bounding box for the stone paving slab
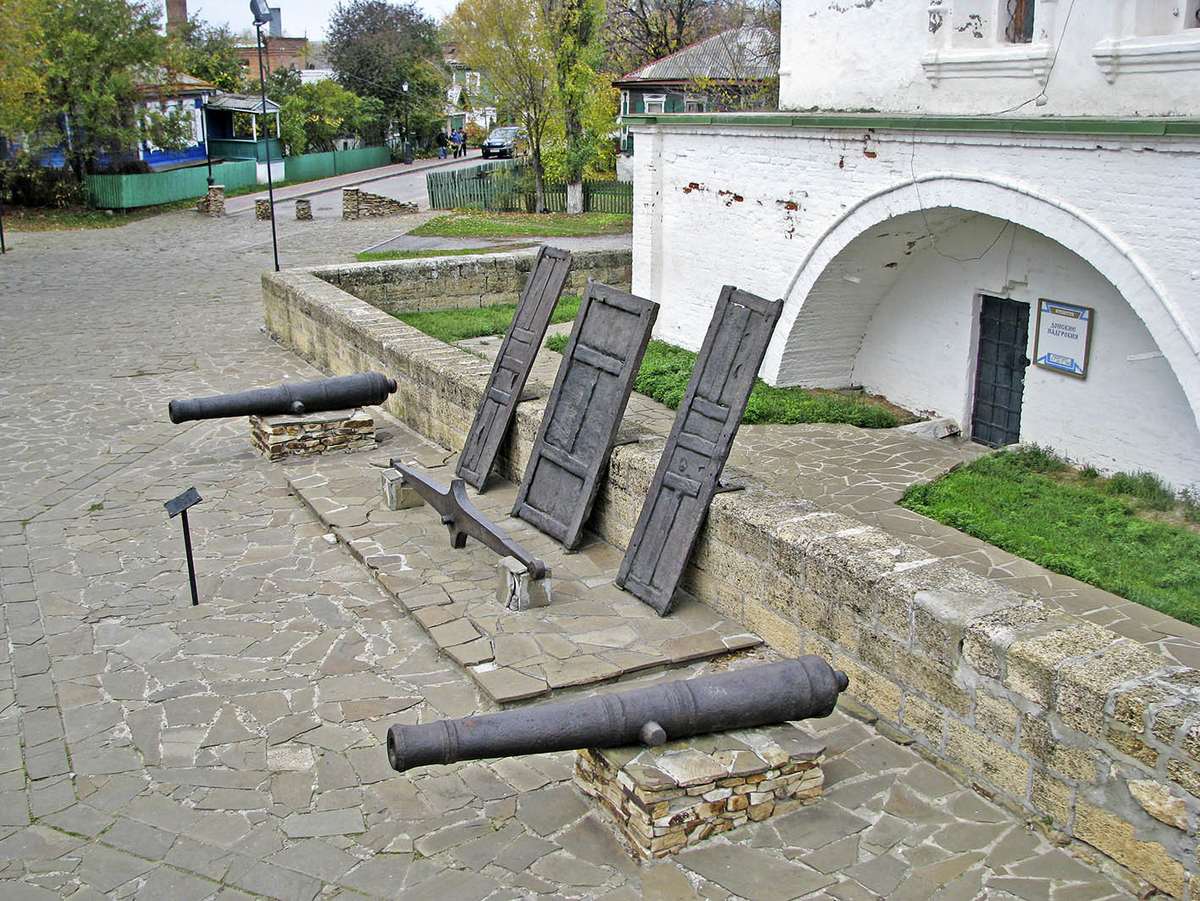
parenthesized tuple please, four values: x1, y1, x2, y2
(285, 447, 761, 705)
(0, 204, 1150, 900)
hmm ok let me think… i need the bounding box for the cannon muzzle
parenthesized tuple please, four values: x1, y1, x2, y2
(169, 372, 398, 424)
(387, 656, 848, 772)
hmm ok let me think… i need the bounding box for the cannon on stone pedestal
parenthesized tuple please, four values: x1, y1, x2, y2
(387, 656, 849, 772)
(168, 372, 397, 424)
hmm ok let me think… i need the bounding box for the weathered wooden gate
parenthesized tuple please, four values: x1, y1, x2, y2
(512, 280, 658, 549)
(617, 286, 782, 615)
(456, 246, 573, 489)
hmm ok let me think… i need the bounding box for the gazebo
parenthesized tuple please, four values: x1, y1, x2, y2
(203, 93, 283, 165)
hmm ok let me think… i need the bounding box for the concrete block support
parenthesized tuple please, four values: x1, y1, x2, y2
(380, 467, 425, 510)
(496, 556, 551, 610)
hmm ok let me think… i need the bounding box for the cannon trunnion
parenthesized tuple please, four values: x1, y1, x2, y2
(387, 657, 849, 772)
(168, 372, 398, 424)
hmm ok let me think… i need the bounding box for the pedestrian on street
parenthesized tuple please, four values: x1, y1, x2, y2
(436, 131, 449, 159)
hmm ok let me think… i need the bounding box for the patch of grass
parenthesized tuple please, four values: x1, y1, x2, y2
(410, 210, 632, 238)
(900, 446, 1200, 625)
(544, 334, 900, 428)
(3, 199, 199, 231)
(356, 243, 538, 263)
(396, 295, 581, 345)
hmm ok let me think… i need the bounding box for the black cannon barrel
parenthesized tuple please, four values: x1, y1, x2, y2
(387, 656, 849, 772)
(169, 372, 398, 424)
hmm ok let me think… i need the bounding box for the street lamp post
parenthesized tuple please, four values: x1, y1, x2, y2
(250, 0, 280, 272)
(202, 96, 214, 187)
(402, 81, 412, 165)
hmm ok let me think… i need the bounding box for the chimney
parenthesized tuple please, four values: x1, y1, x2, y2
(165, 0, 188, 33)
(269, 7, 282, 37)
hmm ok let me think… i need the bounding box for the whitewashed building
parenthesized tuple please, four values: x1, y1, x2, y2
(626, 0, 1200, 488)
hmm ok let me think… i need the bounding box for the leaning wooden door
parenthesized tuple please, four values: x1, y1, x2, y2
(456, 246, 572, 489)
(617, 286, 781, 614)
(512, 279, 658, 549)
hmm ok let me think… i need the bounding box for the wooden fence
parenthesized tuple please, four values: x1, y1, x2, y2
(426, 162, 632, 215)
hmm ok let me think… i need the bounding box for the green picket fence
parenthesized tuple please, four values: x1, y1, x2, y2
(84, 160, 258, 209)
(427, 162, 632, 214)
(426, 161, 522, 210)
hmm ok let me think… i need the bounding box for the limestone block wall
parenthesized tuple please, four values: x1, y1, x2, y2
(263, 252, 1200, 898)
(313, 247, 633, 315)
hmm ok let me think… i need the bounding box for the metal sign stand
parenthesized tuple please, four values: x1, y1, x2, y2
(164, 487, 203, 605)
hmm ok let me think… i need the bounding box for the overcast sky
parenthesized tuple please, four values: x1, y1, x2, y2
(179, 0, 457, 41)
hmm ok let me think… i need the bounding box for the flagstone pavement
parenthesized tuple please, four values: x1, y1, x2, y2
(0, 203, 1158, 899)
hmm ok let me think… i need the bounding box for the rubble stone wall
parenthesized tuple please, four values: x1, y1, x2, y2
(262, 252, 1200, 898)
(341, 187, 419, 220)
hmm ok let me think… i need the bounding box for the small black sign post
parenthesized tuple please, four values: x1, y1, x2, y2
(164, 487, 203, 606)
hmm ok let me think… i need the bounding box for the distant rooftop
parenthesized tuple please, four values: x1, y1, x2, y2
(205, 93, 281, 114)
(614, 26, 778, 87)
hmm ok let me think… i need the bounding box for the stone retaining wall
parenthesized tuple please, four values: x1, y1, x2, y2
(313, 246, 633, 315)
(262, 249, 1200, 897)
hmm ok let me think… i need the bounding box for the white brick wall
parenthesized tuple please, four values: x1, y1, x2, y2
(631, 123, 1200, 488)
(781, 0, 1200, 119)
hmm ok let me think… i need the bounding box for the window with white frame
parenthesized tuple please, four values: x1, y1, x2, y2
(684, 96, 706, 112)
(643, 94, 666, 114)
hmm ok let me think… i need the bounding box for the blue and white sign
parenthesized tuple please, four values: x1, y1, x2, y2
(1034, 300, 1093, 379)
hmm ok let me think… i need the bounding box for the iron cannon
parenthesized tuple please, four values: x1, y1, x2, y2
(168, 372, 397, 424)
(387, 656, 848, 772)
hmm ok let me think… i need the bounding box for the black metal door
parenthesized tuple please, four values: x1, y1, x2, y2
(971, 295, 1030, 447)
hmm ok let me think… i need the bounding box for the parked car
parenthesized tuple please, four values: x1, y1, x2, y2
(481, 126, 527, 159)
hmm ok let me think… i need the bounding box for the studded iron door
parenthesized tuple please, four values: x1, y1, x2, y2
(971, 295, 1030, 447)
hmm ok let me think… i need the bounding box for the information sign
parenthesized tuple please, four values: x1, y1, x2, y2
(1034, 299, 1093, 378)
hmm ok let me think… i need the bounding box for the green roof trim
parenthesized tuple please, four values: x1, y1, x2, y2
(620, 111, 1200, 137)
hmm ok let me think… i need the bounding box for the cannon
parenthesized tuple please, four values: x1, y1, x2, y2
(168, 372, 397, 424)
(387, 656, 848, 772)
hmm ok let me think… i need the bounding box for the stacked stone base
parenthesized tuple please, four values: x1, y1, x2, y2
(198, 184, 225, 217)
(342, 187, 419, 220)
(574, 724, 825, 858)
(250, 408, 375, 460)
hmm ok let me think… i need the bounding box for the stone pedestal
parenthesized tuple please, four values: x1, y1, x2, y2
(496, 556, 551, 610)
(295, 198, 313, 220)
(381, 467, 425, 510)
(575, 724, 825, 858)
(255, 199, 271, 220)
(199, 184, 225, 217)
(250, 408, 375, 460)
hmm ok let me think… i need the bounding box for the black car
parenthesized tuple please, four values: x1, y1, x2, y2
(481, 126, 527, 159)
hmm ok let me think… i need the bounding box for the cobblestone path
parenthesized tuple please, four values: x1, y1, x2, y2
(0, 212, 1143, 899)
